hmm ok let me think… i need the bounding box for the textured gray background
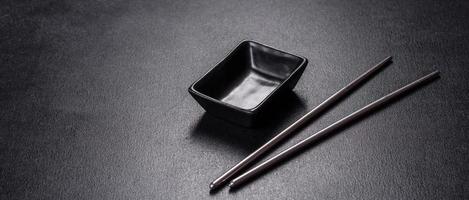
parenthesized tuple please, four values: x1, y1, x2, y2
(1, 0, 468, 199)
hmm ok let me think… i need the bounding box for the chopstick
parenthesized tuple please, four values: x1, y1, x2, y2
(229, 70, 440, 189)
(209, 56, 393, 191)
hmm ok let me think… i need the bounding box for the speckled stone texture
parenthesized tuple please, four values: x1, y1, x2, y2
(1, 0, 468, 199)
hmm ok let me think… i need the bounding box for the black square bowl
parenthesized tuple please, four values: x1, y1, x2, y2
(188, 41, 308, 127)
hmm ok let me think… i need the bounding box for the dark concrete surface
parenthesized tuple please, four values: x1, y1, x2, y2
(1, 0, 468, 199)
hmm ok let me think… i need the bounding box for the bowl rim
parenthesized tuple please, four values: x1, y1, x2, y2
(188, 40, 308, 114)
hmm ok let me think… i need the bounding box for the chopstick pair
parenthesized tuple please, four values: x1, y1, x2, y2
(209, 56, 439, 191)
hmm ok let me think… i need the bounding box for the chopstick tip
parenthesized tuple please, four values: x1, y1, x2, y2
(209, 183, 216, 190)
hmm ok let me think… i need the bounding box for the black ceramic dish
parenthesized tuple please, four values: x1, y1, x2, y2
(189, 41, 308, 127)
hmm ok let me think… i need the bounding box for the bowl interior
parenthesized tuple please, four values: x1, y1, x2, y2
(193, 41, 303, 110)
